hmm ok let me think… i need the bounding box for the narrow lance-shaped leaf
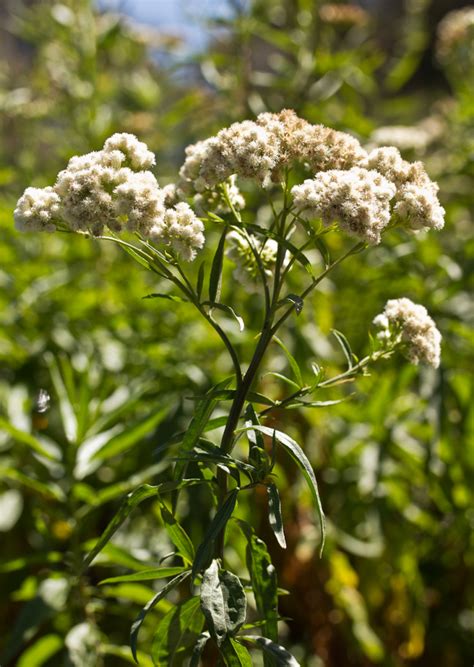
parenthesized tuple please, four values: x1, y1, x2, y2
(151, 596, 204, 666)
(143, 293, 188, 303)
(331, 329, 354, 370)
(81, 484, 159, 572)
(172, 377, 233, 504)
(220, 638, 253, 666)
(241, 426, 326, 554)
(196, 260, 206, 300)
(92, 404, 170, 461)
(0, 418, 59, 461)
(273, 337, 304, 388)
(237, 520, 278, 643)
(267, 484, 287, 549)
(202, 301, 245, 331)
(240, 636, 300, 667)
(99, 566, 188, 585)
(209, 226, 228, 303)
(81, 479, 206, 573)
(130, 571, 191, 663)
(192, 489, 239, 577)
(159, 502, 195, 565)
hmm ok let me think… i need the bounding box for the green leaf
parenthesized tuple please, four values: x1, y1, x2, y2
(130, 571, 191, 663)
(192, 489, 239, 577)
(46, 353, 78, 444)
(263, 372, 300, 391)
(100, 644, 154, 667)
(143, 293, 189, 303)
(240, 636, 300, 666)
(81, 484, 159, 572)
(220, 638, 253, 666)
(205, 389, 275, 407)
(267, 484, 287, 549)
(331, 329, 354, 370)
(99, 567, 188, 585)
(282, 294, 304, 315)
(200, 560, 246, 647)
(151, 596, 204, 666)
(273, 337, 304, 387)
(237, 521, 278, 642)
(0, 418, 58, 461)
(172, 378, 232, 504)
(196, 261, 206, 300)
(241, 426, 326, 555)
(92, 404, 170, 461)
(209, 226, 228, 303)
(190, 632, 210, 667)
(17, 634, 62, 667)
(159, 502, 195, 565)
(313, 235, 330, 268)
(203, 301, 245, 331)
(0, 467, 65, 501)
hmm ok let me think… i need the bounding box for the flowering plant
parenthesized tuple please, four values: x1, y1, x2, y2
(15, 110, 443, 664)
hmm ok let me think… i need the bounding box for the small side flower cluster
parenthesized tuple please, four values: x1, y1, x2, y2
(14, 133, 204, 260)
(292, 167, 396, 244)
(373, 298, 441, 368)
(365, 147, 445, 232)
(226, 231, 279, 285)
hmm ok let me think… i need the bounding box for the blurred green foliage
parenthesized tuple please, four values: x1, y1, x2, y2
(0, 0, 473, 665)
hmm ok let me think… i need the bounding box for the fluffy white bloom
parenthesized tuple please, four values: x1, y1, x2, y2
(374, 298, 441, 368)
(365, 147, 445, 231)
(114, 170, 166, 234)
(227, 230, 279, 284)
(179, 110, 367, 193)
(291, 167, 396, 244)
(103, 132, 155, 170)
(14, 186, 60, 232)
(54, 149, 130, 234)
(394, 181, 445, 231)
(147, 202, 205, 261)
(180, 121, 280, 190)
(364, 147, 415, 186)
(15, 134, 206, 260)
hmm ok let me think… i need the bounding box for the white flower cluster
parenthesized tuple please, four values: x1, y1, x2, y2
(436, 6, 474, 60)
(365, 147, 445, 232)
(292, 168, 396, 245)
(179, 109, 367, 193)
(226, 230, 279, 284)
(373, 298, 441, 368)
(14, 186, 61, 232)
(14, 133, 204, 260)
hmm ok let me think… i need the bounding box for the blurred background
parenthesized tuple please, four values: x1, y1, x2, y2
(0, 1, 473, 665)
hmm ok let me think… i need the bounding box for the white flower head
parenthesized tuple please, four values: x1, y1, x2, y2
(374, 297, 441, 368)
(291, 167, 396, 244)
(113, 170, 166, 234)
(14, 186, 60, 232)
(365, 147, 445, 232)
(103, 132, 156, 170)
(147, 202, 205, 261)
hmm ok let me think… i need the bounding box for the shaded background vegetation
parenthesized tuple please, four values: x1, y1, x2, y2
(0, 0, 473, 665)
